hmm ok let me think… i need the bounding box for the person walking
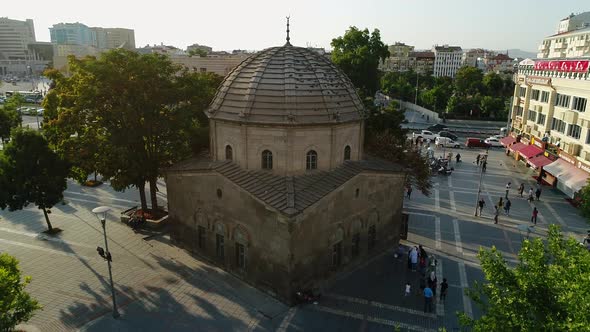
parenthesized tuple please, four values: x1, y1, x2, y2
(456, 153, 461, 163)
(482, 160, 487, 172)
(476, 154, 481, 166)
(477, 198, 486, 216)
(406, 185, 413, 200)
(409, 247, 418, 272)
(504, 198, 511, 215)
(535, 187, 542, 201)
(428, 271, 438, 298)
(423, 285, 434, 313)
(505, 182, 511, 198)
(497, 197, 504, 211)
(518, 183, 525, 198)
(405, 282, 411, 297)
(494, 205, 499, 224)
(531, 207, 539, 225)
(440, 278, 449, 302)
(528, 188, 534, 202)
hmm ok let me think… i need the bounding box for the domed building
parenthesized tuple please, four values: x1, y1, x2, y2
(166, 37, 406, 303)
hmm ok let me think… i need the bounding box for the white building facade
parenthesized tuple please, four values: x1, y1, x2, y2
(433, 45, 463, 78)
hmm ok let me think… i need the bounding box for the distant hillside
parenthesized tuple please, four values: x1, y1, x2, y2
(505, 49, 537, 59)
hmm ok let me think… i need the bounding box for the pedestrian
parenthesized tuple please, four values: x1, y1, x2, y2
(405, 282, 411, 297)
(518, 183, 525, 198)
(440, 278, 449, 302)
(428, 271, 437, 297)
(504, 198, 511, 215)
(528, 188, 534, 202)
(531, 207, 538, 225)
(477, 198, 485, 216)
(505, 182, 511, 198)
(497, 197, 504, 211)
(409, 247, 418, 271)
(456, 153, 461, 163)
(482, 160, 487, 172)
(406, 185, 413, 200)
(535, 187, 542, 201)
(423, 285, 434, 313)
(494, 205, 499, 224)
(419, 254, 427, 276)
(476, 154, 481, 166)
(419, 276, 426, 296)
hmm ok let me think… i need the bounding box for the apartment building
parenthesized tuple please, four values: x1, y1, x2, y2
(379, 42, 414, 72)
(432, 45, 463, 78)
(409, 51, 435, 74)
(0, 17, 49, 75)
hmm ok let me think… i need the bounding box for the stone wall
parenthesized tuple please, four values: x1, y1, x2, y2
(211, 120, 363, 174)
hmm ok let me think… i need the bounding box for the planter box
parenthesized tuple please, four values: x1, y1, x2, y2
(120, 206, 168, 230)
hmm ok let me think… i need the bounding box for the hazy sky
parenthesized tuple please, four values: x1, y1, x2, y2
(4, 0, 588, 52)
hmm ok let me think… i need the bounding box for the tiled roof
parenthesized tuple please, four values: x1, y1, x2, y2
(207, 44, 365, 125)
(168, 158, 403, 217)
(410, 51, 435, 59)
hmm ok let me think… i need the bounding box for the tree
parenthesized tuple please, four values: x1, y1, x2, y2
(0, 253, 41, 331)
(578, 179, 590, 218)
(459, 225, 590, 331)
(44, 50, 221, 212)
(0, 108, 20, 143)
(0, 129, 69, 232)
(331, 26, 389, 97)
(364, 102, 432, 195)
(454, 66, 483, 96)
(482, 72, 504, 95)
(480, 96, 505, 118)
(187, 48, 208, 57)
(380, 71, 415, 101)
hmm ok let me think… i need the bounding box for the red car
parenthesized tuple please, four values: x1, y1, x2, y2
(465, 138, 490, 148)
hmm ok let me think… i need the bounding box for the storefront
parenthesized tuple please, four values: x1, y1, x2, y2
(527, 154, 554, 170)
(508, 142, 527, 160)
(543, 158, 590, 198)
(518, 144, 544, 162)
(500, 136, 516, 147)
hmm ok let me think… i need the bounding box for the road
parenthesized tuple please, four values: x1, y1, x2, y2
(1, 148, 588, 331)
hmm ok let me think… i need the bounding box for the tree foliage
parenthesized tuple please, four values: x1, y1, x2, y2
(331, 26, 389, 98)
(0, 129, 69, 231)
(578, 179, 590, 218)
(0, 253, 41, 331)
(454, 66, 484, 96)
(43, 50, 221, 212)
(460, 225, 590, 331)
(0, 94, 25, 142)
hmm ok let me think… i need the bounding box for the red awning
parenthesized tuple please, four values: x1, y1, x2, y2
(519, 145, 544, 159)
(527, 154, 554, 169)
(508, 142, 527, 152)
(500, 136, 516, 147)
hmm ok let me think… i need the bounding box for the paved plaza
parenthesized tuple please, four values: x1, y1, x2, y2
(1, 147, 588, 331)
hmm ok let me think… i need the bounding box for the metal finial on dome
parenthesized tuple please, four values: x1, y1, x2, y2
(285, 16, 291, 46)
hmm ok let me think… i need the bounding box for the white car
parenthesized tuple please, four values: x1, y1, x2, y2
(484, 137, 503, 147)
(435, 137, 461, 148)
(413, 130, 437, 142)
(488, 135, 504, 140)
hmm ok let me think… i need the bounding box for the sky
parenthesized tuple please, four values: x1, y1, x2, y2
(3, 0, 588, 53)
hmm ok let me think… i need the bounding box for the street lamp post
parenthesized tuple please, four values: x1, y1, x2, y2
(474, 152, 488, 216)
(91, 206, 120, 319)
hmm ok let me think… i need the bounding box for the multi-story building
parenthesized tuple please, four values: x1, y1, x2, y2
(50, 22, 96, 47)
(380, 42, 414, 72)
(432, 45, 463, 78)
(0, 17, 49, 76)
(557, 12, 590, 34)
(408, 51, 435, 74)
(508, 15, 590, 198)
(462, 48, 489, 68)
(93, 27, 135, 50)
(484, 53, 515, 73)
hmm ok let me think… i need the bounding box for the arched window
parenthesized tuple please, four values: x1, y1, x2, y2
(344, 145, 351, 161)
(306, 150, 318, 170)
(225, 145, 233, 160)
(261, 150, 273, 169)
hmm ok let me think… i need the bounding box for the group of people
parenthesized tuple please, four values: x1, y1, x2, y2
(475, 154, 487, 172)
(406, 245, 449, 313)
(477, 181, 543, 225)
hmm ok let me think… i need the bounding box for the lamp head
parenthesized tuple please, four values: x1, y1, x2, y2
(92, 206, 112, 221)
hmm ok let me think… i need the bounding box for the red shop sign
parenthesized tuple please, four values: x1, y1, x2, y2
(533, 60, 590, 73)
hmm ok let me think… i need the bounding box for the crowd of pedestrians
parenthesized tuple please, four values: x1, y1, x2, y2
(404, 245, 449, 313)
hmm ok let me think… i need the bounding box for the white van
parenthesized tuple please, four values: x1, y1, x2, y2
(435, 137, 460, 148)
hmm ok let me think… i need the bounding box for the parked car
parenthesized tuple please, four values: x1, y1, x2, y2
(438, 131, 458, 141)
(413, 130, 437, 141)
(488, 134, 504, 140)
(465, 138, 490, 148)
(427, 124, 449, 132)
(36, 108, 44, 116)
(484, 137, 503, 147)
(435, 137, 461, 148)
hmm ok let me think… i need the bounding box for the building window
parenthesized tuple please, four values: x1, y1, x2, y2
(567, 124, 582, 139)
(368, 225, 376, 250)
(216, 234, 225, 259)
(351, 233, 360, 257)
(555, 93, 571, 108)
(306, 150, 318, 170)
(332, 241, 342, 267)
(531, 89, 540, 101)
(537, 114, 547, 126)
(198, 226, 206, 249)
(527, 110, 537, 122)
(235, 243, 246, 269)
(225, 145, 233, 160)
(586, 129, 590, 145)
(515, 107, 523, 117)
(572, 97, 587, 112)
(261, 150, 273, 169)
(519, 86, 526, 97)
(551, 118, 566, 133)
(344, 145, 351, 161)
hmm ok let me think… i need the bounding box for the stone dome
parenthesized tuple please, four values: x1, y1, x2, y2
(207, 44, 365, 125)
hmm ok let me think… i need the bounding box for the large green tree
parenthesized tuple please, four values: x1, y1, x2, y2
(0, 129, 69, 232)
(0, 253, 41, 332)
(0, 94, 25, 142)
(482, 72, 504, 95)
(44, 50, 221, 212)
(578, 179, 590, 218)
(331, 26, 389, 98)
(460, 225, 590, 331)
(454, 66, 484, 96)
